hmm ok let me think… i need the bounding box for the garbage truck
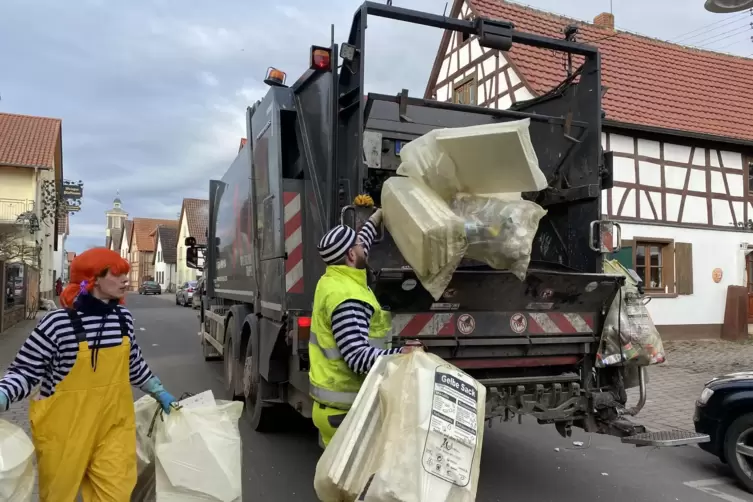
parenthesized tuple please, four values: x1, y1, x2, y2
(185, 1, 709, 448)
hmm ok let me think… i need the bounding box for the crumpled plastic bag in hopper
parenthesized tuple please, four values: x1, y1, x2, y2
(452, 193, 547, 280)
(314, 350, 486, 502)
(0, 419, 35, 502)
(381, 176, 467, 300)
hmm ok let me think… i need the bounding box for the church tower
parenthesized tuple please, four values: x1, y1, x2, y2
(105, 192, 128, 242)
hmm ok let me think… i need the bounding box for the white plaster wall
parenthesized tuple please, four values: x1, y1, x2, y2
(620, 222, 748, 327)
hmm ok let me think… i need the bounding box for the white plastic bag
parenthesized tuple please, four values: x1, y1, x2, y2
(132, 395, 161, 502)
(315, 351, 486, 502)
(154, 391, 244, 502)
(0, 420, 35, 502)
(452, 193, 547, 280)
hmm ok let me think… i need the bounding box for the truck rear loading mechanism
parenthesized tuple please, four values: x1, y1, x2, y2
(186, 2, 709, 449)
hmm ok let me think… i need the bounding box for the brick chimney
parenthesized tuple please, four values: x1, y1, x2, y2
(593, 12, 615, 30)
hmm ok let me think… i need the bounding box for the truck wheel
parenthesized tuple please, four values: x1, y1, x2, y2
(724, 412, 753, 493)
(243, 335, 289, 432)
(223, 322, 244, 400)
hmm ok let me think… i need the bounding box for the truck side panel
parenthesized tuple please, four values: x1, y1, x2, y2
(212, 142, 255, 303)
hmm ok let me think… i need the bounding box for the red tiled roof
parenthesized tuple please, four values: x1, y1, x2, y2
(0, 113, 61, 168)
(465, 0, 753, 143)
(132, 218, 178, 253)
(179, 198, 209, 245)
(124, 220, 134, 250)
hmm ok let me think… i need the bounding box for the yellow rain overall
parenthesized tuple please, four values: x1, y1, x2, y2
(29, 309, 137, 501)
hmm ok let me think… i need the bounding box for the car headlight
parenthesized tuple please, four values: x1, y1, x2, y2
(698, 387, 715, 406)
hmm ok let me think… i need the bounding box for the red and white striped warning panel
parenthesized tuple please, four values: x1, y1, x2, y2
(283, 191, 304, 294)
(390, 312, 595, 337)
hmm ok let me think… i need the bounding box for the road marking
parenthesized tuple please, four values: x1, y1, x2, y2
(684, 478, 752, 502)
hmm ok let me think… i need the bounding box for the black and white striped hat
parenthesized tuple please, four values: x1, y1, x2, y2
(318, 225, 357, 264)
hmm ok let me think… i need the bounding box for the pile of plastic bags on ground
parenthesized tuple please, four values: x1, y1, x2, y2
(0, 420, 35, 502)
(381, 119, 548, 299)
(315, 350, 486, 502)
(596, 260, 666, 367)
(133, 390, 244, 502)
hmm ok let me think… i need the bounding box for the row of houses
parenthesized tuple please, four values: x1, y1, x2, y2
(104, 196, 207, 292)
(424, 0, 752, 338)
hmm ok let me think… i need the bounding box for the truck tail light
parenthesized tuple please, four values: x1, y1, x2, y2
(310, 46, 331, 71)
(297, 317, 311, 342)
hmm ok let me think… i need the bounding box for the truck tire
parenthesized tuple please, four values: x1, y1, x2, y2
(724, 412, 753, 493)
(223, 321, 244, 400)
(243, 332, 289, 432)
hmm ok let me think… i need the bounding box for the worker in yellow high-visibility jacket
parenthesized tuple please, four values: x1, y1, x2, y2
(309, 209, 416, 447)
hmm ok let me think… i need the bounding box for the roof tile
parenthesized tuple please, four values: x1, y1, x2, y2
(180, 198, 209, 245)
(155, 226, 178, 264)
(468, 0, 753, 142)
(132, 218, 178, 252)
(0, 113, 61, 168)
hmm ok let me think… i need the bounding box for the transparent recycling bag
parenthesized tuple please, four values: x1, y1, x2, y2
(597, 260, 666, 368)
(0, 420, 35, 502)
(451, 193, 546, 280)
(315, 350, 486, 502)
(132, 395, 161, 502)
(132, 391, 244, 502)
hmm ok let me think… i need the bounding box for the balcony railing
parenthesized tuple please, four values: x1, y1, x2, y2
(0, 199, 35, 225)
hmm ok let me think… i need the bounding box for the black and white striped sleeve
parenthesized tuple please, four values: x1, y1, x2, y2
(357, 220, 378, 256)
(0, 314, 59, 408)
(120, 308, 154, 387)
(331, 300, 400, 375)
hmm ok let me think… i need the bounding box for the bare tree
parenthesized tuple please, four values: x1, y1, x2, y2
(0, 230, 41, 267)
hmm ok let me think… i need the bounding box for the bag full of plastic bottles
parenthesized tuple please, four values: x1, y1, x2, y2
(451, 193, 546, 280)
(314, 350, 486, 502)
(597, 260, 666, 368)
(0, 419, 35, 502)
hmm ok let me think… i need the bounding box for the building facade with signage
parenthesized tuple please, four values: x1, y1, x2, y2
(424, 0, 753, 338)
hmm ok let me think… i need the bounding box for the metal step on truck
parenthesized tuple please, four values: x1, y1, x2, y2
(185, 1, 709, 448)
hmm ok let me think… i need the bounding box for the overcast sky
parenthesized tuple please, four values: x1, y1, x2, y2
(0, 0, 750, 252)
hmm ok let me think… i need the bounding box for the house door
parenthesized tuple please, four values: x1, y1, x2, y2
(746, 253, 753, 322)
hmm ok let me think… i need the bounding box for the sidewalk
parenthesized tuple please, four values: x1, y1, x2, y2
(628, 339, 753, 432)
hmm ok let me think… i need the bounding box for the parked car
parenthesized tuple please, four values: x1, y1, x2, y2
(175, 280, 197, 307)
(695, 371, 753, 492)
(138, 281, 162, 295)
(191, 277, 205, 310)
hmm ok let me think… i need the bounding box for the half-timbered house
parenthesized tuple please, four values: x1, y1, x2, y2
(424, 0, 753, 339)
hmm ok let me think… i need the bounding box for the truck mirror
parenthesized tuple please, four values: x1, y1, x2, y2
(186, 247, 199, 269)
(185, 236, 197, 247)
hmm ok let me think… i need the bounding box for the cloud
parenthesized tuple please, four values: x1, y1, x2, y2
(0, 0, 748, 254)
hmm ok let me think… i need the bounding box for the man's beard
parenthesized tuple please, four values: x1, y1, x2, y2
(353, 254, 367, 270)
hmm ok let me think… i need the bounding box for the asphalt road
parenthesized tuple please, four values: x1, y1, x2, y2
(129, 292, 753, 502)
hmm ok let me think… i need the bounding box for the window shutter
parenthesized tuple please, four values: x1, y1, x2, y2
(611, 239, 634, 270)
(675, 242, 693, 295)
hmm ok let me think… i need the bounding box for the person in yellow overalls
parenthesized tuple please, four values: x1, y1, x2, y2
(310, 210, 417, 447)
(0, 248, 178, 501)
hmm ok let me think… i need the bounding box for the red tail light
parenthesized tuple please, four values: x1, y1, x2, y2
(297, 317, 311, 342)
(188, 288, 195, 292)
(310, 46, 331, 71)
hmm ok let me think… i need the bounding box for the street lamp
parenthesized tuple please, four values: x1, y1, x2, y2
(704, 0, 753, 12)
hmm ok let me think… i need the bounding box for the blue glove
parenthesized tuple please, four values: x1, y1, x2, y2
(0, 390, 8, 412)
(140, 377, 178, 414)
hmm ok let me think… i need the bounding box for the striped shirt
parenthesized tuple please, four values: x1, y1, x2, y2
(333, 218, 400, 374)
(0, 306, 154, 410)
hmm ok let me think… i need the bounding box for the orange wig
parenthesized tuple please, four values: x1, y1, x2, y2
(60, 247, 130, 308)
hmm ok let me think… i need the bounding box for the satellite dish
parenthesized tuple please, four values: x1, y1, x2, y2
(704, 0, 753, 12)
